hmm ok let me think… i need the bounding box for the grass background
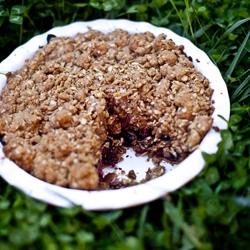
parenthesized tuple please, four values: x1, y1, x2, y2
(0, 0, 250, 249)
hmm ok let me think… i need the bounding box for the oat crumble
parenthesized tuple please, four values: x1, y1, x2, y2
(0, 28, 214, 190)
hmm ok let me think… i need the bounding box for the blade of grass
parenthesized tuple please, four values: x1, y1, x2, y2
(237, 37, 250, 64)
(137, 204, 149, 247)
(193, 24, 212, 39)
(212, 17, 250, 50)
(184, 0, 195, 40)
(240, 87, 250, 101)
(237, 68, 250, 79)
(153, 0, 162, 20)
(169, 0, 187, 36)
(224, 30, 250, 83)
(164, 201, 207, 249)
(231, 105, 250, 114)
(238, 93, 250, 103)
(231, 74, 250, 102)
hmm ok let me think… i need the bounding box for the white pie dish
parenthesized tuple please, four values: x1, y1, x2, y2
(0, 19, 230, 210)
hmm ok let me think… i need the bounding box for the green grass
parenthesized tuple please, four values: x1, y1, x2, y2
(0, 0, 250, 249)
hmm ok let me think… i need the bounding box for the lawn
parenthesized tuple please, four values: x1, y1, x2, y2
(0, 0, 250, 249)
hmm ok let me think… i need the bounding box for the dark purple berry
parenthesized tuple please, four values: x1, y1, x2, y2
(160, 134, 170, 142)
(102, 151, 118, 166)
(47, 34, 56, 44)
(122, 130, 137, 147)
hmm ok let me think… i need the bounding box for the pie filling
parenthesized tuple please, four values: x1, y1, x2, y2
(0, 28, 214, 190)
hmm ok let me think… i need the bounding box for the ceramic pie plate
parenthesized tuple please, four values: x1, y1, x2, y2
(0, 19, 230, 210)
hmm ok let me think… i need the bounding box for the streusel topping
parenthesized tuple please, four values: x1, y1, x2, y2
(0, 28, 214, 190)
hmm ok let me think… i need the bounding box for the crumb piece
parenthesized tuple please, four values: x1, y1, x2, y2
(127, 170, 137, 180)
(213, 126, 220, 132)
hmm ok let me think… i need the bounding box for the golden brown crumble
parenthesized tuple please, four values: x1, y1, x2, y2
(0, 28, 214, 190)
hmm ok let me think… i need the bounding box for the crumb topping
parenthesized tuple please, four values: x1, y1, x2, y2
(0, 28, 214, 190)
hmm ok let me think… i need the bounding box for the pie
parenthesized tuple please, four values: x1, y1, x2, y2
(0, 28, 214, 190)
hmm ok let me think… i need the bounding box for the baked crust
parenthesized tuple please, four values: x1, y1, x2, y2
(0, 29, 214, 190)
